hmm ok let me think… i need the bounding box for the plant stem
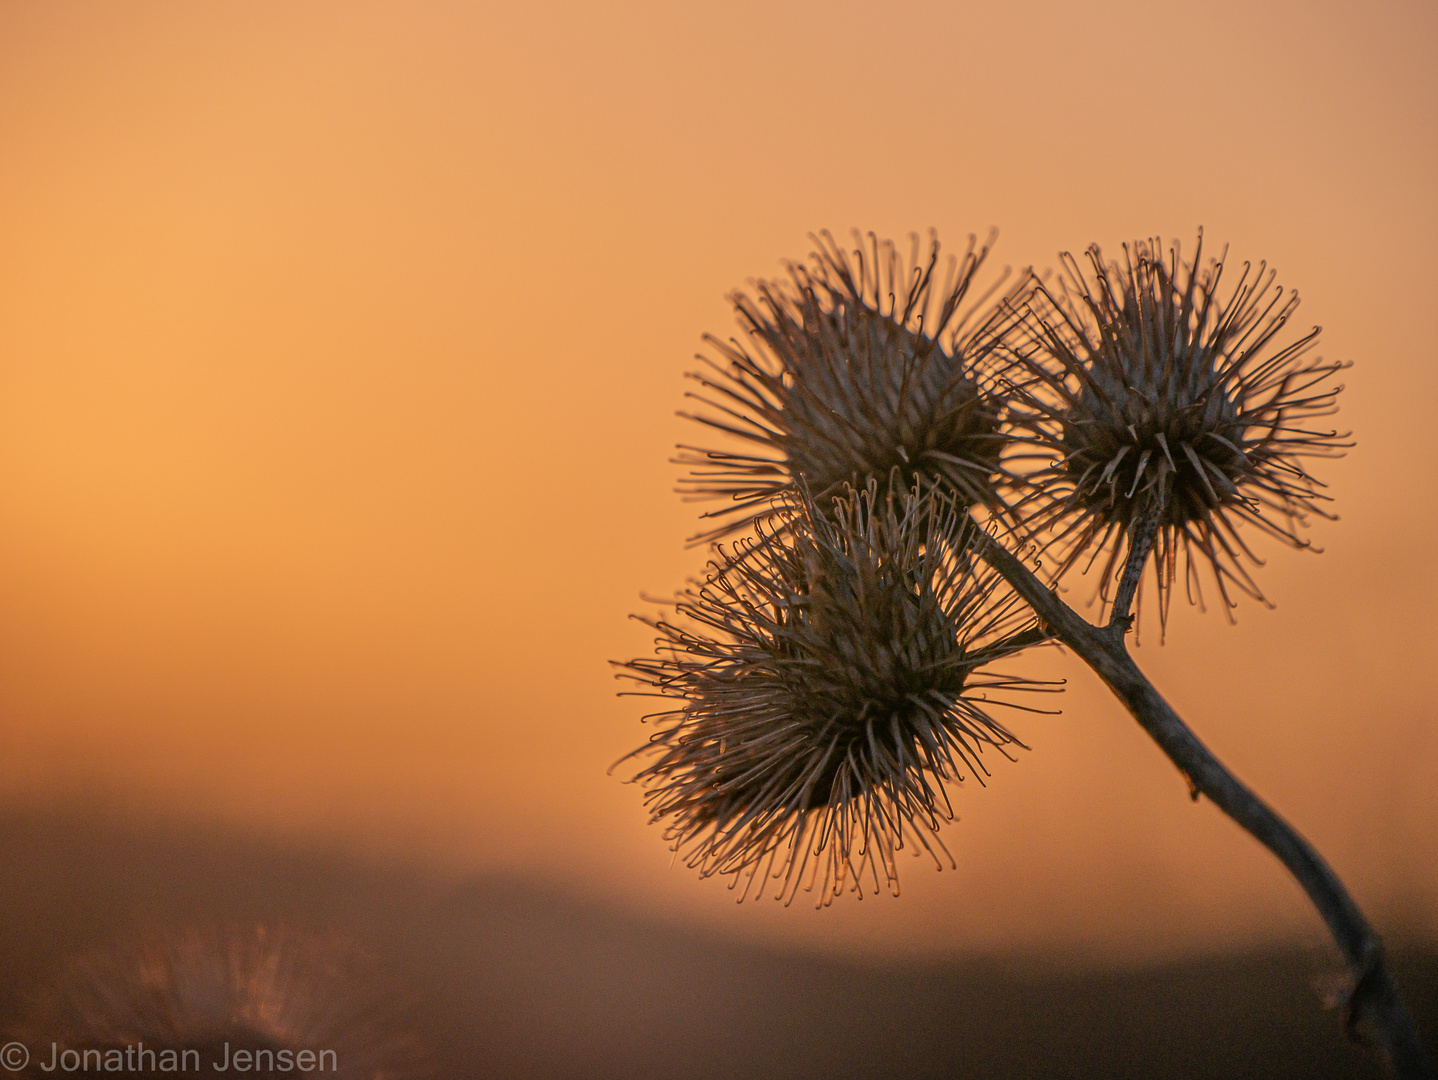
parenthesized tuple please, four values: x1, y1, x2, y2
(1108, 495, 1163, 630)
(974, 523, 1434, 1079)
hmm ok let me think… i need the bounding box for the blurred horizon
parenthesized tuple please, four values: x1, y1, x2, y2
(1, 0, 1435, 970)
(6, 803, 1432, 1078)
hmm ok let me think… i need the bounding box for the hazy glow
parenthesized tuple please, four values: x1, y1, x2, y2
(1, 0, 1434, 960)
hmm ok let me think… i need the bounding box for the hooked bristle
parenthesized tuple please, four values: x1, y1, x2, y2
(677, 229, 1024, 543)
(615, 481, 1057, 905)
(1001, 233, 1349, 630)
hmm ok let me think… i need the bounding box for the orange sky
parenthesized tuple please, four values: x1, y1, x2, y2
(1, 0, 1435, 962)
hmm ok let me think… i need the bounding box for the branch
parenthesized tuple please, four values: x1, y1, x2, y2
(1108, 494, 1164, 631)
(974, 526, 1434, 1079)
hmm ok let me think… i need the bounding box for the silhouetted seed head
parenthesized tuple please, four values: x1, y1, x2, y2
(14, 926, 425, 1080)
(615, 483, 1053, 905)
(677, 230, 1022, 543)
(1003, 232, 1350, 626)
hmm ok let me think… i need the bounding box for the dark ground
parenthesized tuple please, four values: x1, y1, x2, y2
(0, 804, 1433, 1079)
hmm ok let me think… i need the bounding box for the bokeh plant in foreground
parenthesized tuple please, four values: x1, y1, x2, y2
(10, 927, 424, 1080)
(617, 231, 1433, 1077)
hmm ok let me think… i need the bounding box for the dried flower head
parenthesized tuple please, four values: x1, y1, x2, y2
(1003, 232, 1350, 625)
(615, 482, 1052, 905)
(14, 926, 425, 1080)
(677, 230, 1021, 542)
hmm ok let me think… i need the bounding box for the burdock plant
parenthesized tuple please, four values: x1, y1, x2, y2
(618, 231, 1432, 1077)
(12, 927, 426, 1080)
(1002, 233, 1349, 630)
(675, 230, 1020, 541)
(617, 481, 1051, 904)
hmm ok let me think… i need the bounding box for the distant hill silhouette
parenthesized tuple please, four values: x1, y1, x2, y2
(0, 803, 1432, 1079)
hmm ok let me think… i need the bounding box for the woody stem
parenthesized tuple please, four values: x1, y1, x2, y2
(1108, 494, 1164, 631)
(974, 524, 1433, 1079)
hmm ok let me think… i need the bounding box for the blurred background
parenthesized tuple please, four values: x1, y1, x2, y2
(0, 1, 1434, 1075)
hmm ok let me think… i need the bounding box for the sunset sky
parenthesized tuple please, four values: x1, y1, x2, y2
(1, 0, 1434, 963)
